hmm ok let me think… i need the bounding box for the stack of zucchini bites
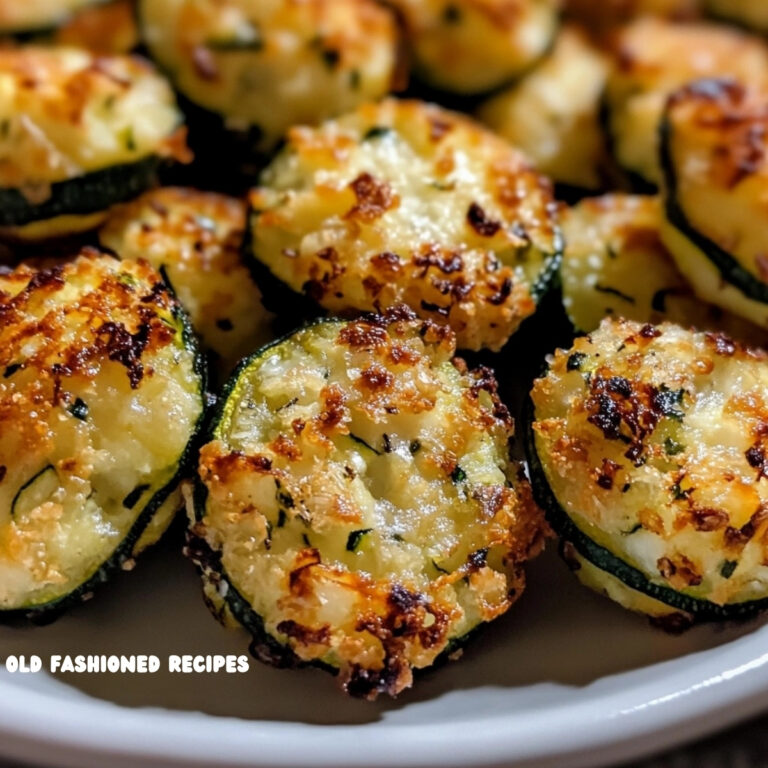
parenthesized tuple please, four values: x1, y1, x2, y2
(2, 0, 768, 701)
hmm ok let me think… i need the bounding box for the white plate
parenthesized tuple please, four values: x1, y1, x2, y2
(1, 533, 767, 768)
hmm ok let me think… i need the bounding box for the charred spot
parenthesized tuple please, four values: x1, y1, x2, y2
(467, 549, 489, 570)
(288, 548, 322, 596)
(413, 246, 464, 275)
(467, 203, 501, 237)
(725, 505, 768, 548)
(338, 321, 388, 350)
(276, 620, 330, 647)
(420, 300, 450, 318)
(0, 465, 6, 483)
(96, 320, 151, 389)
(302, 279, 326, 302)
(649, 612, 694, 635)
(346, 173, 396, 223)
(215, 318, 234, 332)
(657, 555, 702, 587)
(488, 277, 513, 306)
(370, 251, 402, 277)
(317, 384, 348, 432)
(566, 352, 587, 372)
(607, 376, 632, 398)
(639, 324, 661, 339)
(343, 657, 409, 700)
(472, 485, 507, 519)
(270, 434, 301, 461)
(388, 584, 425, 614)
(691, 507, 728, 532)
(595, 459, 621, 490)
(705, 331, 737, 357)
(746, 444, 768, 479)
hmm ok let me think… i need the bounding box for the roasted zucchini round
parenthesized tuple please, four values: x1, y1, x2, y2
(189, 308, 546, 699)
(529, 317, 768, 624)
(705, 0, 768, 32)
(138, 0, 399, 152)
(660, 80, 768, 329)
(604, 18, 768, 188)
(390, 0, 560, 96)
(562, 193, 766, 343)
(0, 46, 188, 240)
(0, 251, 205, 617)
(248, 98, 562, 353)
(100, 187, 275, 378)
(477, 26, 610, 190)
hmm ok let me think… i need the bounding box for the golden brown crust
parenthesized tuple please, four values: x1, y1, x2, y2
(250, 99, 560, 352)
(196, 310, 546, 698)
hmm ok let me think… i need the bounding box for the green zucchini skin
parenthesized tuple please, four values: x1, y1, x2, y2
(525, 412, 768, 622)
(0, 157, 160, 229)
(660, 98, 768, 306)
(0, 257, 207, 622)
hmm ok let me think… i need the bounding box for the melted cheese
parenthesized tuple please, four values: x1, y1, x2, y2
(660, 80, 768, 328)
(249, 98, 561, 352)
(532, 317, 768, 609)
(101, 187, 275, 378)
(477, 26, 609, 189)
(138, 0, 398, 150)
(0, 46, 183, 189)
(562, 193, 766, 343)
(0, 0, 99, 33)
(195, 311, 545, 698)
(605, 18, 768, 185)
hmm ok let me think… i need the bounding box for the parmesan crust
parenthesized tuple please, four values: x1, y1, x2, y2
(249, 98, 561, 352)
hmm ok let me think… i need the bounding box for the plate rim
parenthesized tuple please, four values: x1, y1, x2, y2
(2, 623, 768, 768)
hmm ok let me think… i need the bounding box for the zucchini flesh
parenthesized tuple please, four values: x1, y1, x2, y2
(248, 98, 562, 353)
(528, 317, 768, 622)
(0, 252, 205, 616)
(190, 310, 545, 698)
(100, 187, 275, 378)
(660, 79, 768, 327)
(561, 193, 767, 343)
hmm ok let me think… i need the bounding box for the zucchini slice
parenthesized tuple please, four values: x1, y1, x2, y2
(0, 251, 205, 616)
(604, 18, 768, 188)
(529, 317, 768, 622)
(705, 0, 768, 32)
(137, 0, 399, 153)
(562, 193, 767, 343)
(477, 26, 610, 191)
(100, 187, 275, 378)
(189, 308, 546, 699)
(0, 46, 188, 239)
(248, 98, 563, 353)
(660, 79, 768, 329)
(390, 0, 560, 96)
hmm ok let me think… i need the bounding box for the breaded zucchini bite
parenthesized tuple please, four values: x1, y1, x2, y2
(248, 99, 562, 353)
(562, 194, 766, 342)
(100, 187, 275, 377)
(0, 251, 204, 617)
(390, 0, 561, 96)
(0, 0, 101, 35)
(477, 27, 610, 190)
(530, 317, 768, 624)
(188, 308, 546, 698)
(660, 80, 768, 330)
(138, 0, 399, 152)
(0, 47, 188, 241)
(705, 0, 768, 32)
(604, 18, 768, 187)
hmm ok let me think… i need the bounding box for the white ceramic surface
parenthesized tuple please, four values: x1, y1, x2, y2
(0, 531, 767, 768)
